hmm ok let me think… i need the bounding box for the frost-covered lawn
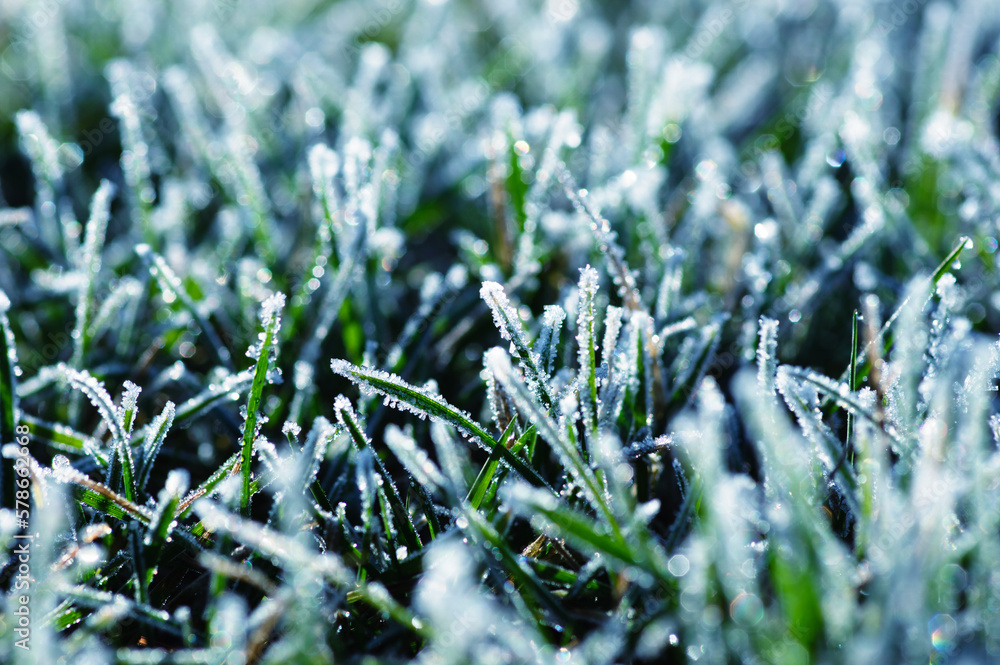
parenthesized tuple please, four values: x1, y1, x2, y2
(2, 0, 1000, 663)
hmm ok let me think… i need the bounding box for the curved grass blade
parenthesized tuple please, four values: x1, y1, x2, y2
(60, 365, 137, 501)
(20, 414, 105, 461)
(136, 401, 176, 494)
(480, 280, 554, 409)
(51, 455, 153, 524)
(330, 359, 548, 489)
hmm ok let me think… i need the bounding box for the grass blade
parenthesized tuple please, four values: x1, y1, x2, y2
(240, 293, 285, 516)
(0, 290, 19, 506)
(330, 359, 548, 489)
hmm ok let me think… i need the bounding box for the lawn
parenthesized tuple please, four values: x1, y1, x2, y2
(2, 0, 1000, 663)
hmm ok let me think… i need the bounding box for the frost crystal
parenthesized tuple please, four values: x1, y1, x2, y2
(538, 304, 566, 376)
(756, 316, 779, 393)
(480, 280, 554, 408)
(480, 281, 522, 344)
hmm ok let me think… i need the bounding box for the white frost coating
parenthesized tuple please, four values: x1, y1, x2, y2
(384, 424, 447, 491)
(542, 304, 566, 328)
(330, 359, 487, 445)
(601, 305, 623, 368)
(59, 364, 129, 449)
(308, 143, 341, 198)
(50, 454, 154, 520)
(487, 347, 610, 518)
(333, 394, 368, 440)
(163, 469, 190, 498)
(578, 264, 599, 297)
(756, 316, 779, 392)
(16, 110, 64, 182)
(247, 292, 286, 361)
(537, 304, 566, 376)
(480, 281, 523, 344)
(282, 420, 302, 440)
(576, 265, 600, 428)
(118, 380, 142, 437)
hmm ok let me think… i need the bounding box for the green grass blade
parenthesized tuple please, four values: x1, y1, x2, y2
(136, 401, 176, 494)
(330, 359, 549, 489)
(835, 235, 971, 389)
(335, 396, 422, 552)
(20, 413, 105, 461)
(52, 455, 153, 524)
(0, 291, 19, 505)
(241, 292, 285, 516)
(467, 417, 518, 509)
(506, 484, 638, 568)
(480, 281, 554, 409)
(144, 470, 187, 587)
(60, 365, 137, 501)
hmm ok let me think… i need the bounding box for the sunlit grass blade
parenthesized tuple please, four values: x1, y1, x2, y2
(144, 470, 188, 588)
(51, 455, 153, 524)
(481, 280, 554, 409)
(330, 358, 548, 489)
(335, 396, 421, 552)
(136, 401, 176, 494)
(59, 364, 137, 501)
(487, 347, 619, 528)
(20, 413, 104, 461)
(240, 292, 285, 516)
(466, 417, 518, 509)
(68, 180, 116, 420)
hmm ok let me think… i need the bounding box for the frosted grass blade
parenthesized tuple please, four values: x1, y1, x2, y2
(481, 280, 554, 409)
(0, 291, 19, 504)
(69, 180, 116, 422)
(241, 293, 285, 515)
(330, 358, 548, 489)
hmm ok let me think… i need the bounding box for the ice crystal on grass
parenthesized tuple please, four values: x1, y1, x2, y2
(240, 292, 285, 515)
(481, 280, 553, 408)
(70, 180, 116, 391)
(756, 316, 780, 393)
(9, 1, 1000, 662)
(537, 304, 567, 377)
